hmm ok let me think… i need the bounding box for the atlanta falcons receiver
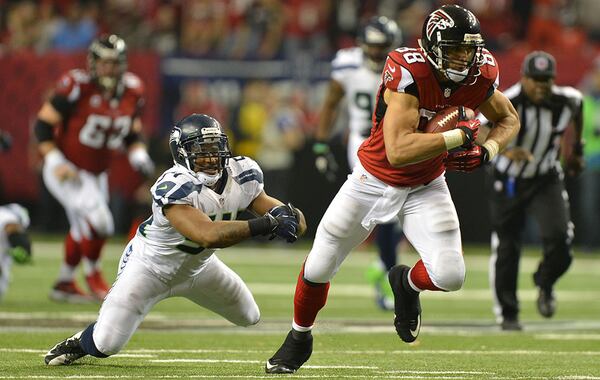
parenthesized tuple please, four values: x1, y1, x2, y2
(44, 113, 307, 366)
(35, 35, 155, 302)
(266, 4, 520, 374)
(314, 16, 403, 311)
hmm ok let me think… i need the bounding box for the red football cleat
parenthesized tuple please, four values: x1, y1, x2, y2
(85, 270, 111, 300)
(49, 281, 94, 304)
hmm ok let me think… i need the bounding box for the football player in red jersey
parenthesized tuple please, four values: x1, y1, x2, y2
(34, 35, 155, 303)
(265, 5, 520, 374)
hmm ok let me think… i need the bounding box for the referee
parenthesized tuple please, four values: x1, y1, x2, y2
(486, 51, 585, 331)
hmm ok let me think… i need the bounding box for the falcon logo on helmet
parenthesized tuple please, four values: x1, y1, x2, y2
(425, 9, 455, 40)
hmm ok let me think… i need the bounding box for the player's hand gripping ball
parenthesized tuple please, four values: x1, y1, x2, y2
(424, 105, 479, 149)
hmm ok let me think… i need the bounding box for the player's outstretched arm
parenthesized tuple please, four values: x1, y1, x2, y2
(248, 191, 307, 238)
(164, 204, 273, 249)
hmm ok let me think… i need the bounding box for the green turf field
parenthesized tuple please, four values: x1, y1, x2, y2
(1, 239, 599, 379)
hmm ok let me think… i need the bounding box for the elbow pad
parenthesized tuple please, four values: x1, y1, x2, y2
(34, 119, 55, 142)
(8, 231, 31, 264)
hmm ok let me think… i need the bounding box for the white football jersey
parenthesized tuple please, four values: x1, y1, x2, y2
(134, 156, 264, 279)
(331, 47, 382, 166)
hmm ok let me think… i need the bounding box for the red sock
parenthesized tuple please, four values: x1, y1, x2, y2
(293, 266, 330, 328)
(80, 237, 106, 263)
(410, 259, 441, 291)
(65, 233, 82, 267)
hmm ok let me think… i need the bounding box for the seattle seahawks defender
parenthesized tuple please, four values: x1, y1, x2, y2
(44, 114, 306, 366)
(0, 204, 31, 301)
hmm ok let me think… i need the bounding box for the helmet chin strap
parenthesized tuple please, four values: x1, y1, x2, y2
(445, 67, 469, 83)
(195, 171, 222, 187)
(98, 76, 118, 92)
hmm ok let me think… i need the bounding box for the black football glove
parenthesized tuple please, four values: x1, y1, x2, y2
(455, 106, 480, 148)
(267, 203, 300, 243)
(313, 142, 338, 182)
(445, 145, 489, 172)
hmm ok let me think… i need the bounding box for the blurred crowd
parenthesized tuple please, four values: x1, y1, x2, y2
(2, 0, 600, 59)
(2, 0, 600, 248)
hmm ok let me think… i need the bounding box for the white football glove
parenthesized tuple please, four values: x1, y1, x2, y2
(128, 147, 155, 177)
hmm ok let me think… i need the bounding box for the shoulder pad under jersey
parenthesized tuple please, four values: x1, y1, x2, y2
(151, 167, 202, 207)
(229, 156, 264, 186)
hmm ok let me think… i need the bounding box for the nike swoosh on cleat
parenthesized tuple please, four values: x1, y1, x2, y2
(265, 360, 295, 374)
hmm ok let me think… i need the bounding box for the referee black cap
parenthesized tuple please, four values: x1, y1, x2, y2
(522, 51, 556, 80)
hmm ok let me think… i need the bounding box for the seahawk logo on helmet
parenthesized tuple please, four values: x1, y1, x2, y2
(169, 114, 232, 187)
(358, 16, 402, 72)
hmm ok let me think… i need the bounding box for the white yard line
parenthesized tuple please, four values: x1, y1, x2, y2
(3, 347, 600, 356)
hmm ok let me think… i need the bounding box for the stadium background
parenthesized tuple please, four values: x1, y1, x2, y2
(0, 0, 599, 245)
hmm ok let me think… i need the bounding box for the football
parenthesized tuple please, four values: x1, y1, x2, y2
(423, 106, 475, 133)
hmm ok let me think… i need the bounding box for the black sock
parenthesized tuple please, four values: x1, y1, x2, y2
(291, 329, 312, 341)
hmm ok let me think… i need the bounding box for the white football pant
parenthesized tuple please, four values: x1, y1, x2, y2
(91, 238, 260, 355)
(304, 162, 465, 291)
(43, 162, 114, 241)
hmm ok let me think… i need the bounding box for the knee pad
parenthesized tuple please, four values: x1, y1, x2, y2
(429, 251, 465, 291)
(239, 306, 261, 327)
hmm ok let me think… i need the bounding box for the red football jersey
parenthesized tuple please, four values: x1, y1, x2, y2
(52, 69, 145, 174)
(357, 47, 499, 187)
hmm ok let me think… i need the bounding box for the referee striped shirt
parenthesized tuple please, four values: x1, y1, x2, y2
(487, 83, 583, 179)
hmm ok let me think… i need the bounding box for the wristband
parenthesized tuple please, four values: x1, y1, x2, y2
(248, 216, 274, 236)
(482, 140, 499, 161)
(441, 129, 464, 150)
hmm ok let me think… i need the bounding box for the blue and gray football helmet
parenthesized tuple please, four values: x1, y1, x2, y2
(358, 16, 401, 71)
(169, 114, 232, 186)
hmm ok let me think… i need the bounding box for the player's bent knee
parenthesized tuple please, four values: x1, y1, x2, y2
(232, 306, 260, 327)
(87, 206, 114, 237)
(430, 252, 465, 291)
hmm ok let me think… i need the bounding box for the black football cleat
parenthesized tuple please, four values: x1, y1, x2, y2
(265, 330, 313, 374)
(536, 288, 556, 318)
(500, 317, 523, 331)
(45, 330, 87, 365)
(388, 265, 421, 343)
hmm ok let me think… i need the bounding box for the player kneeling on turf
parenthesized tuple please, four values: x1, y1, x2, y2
(45, 113, 307, 366)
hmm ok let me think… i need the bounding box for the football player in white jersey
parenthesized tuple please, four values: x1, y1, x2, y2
(0, 203, 31, 301)
(313, 16, 402, 310)
(44, 114, 307, 366)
